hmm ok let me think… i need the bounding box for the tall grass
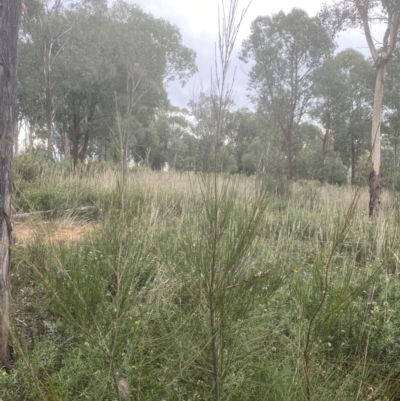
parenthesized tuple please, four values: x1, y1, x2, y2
(2, 166, 400, 400)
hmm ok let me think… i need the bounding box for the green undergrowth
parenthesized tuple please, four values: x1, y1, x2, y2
(13, 154, 117, 214)
(3, 167, 400, 400)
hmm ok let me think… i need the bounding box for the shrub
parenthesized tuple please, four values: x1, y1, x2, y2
(14, 153, 50, 182)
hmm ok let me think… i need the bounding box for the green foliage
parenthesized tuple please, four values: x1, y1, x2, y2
(240, 8, 334, 179)
(14, 179, 98, 213)
(12, 161, 116, 215)
(14, 153, 50, 182)
(19, 0, 197, 167)
(16, 0, 400, 193)
(5, 168, 400, 400)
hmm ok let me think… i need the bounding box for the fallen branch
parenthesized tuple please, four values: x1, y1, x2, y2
(12, 206, 97, 221)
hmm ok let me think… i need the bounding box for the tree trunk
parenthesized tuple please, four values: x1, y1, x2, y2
(28, 119, 35, 153)
(283, 127, 293, 181)
(79, 100, 97, 163)
(320, 127, 330, 184)
(45, 76, 53, 158)
(124, 129, 129, 172)
(0, 0, 20, 370)
(353, 2, 400, 215)
(24, 120, 27, 152)
(145, 147, 151, 168)
(124, 64, 135, 174)
(320, 156, 326, 184)
(79, 130, 89, 163)
(98, 137, 105, 161)
(72, 112, 79, 171)
(13, 120, 18, 156)
(394, 139, 398, 192)
(369, 65, 386, 217)
(62, 132, 70, 160)
(351, 132, 356, 186)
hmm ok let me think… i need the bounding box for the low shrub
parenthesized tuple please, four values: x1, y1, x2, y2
(14, 153, 50, 182)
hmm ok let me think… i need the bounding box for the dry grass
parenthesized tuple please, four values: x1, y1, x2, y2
(7, 167, 400, 400)
(14, 220, 96, 244)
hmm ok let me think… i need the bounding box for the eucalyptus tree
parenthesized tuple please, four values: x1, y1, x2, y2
(332, 51, 373, 185)
(160, 108, 199, 171)
(226, 110, 278, 175)
(320, 0, 400, 216)
(20, 0, 76, 158)
(240, 8, 334, 180)
(0, 0, 21, 370)
(189, 93, 222, 172)
(171, 132, 199, 171)
(230, 110, 260, 174)
(382, 51, 400, 190)
(18, 28, 45, 153)
(311, 55, 348, 183)
(109, 0, 196, 172)
(19, 0, 197, 167)
(53, 1, 116, 166)
(19, 0, 109, 162)
(311, 49, 374, 184)
(163, 107, 192, 169)
(130, 107, 192, 170)
(189, 92, 238, 172)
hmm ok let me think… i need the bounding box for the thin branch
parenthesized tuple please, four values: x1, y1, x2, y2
(355, 0, 379, 63)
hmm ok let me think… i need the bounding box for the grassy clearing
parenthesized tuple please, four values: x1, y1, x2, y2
(3, 167, 400, 400)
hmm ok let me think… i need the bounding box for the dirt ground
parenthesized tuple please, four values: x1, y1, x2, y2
(13, 220, 96, 243)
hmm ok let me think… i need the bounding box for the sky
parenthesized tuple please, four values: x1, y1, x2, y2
(129, 0, 373, 110)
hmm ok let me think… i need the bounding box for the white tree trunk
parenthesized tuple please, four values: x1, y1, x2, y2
(0, 0, 21, 369)
(369, 65, 386, 217)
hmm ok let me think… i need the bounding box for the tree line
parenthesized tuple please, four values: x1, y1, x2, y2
(18, 0, 197, 170)
(16, 0, 400, 192)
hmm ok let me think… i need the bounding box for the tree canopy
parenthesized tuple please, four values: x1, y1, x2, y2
(14, 1, 400, 195)
(240, 8, 334, 179)
(18, 0, 197, 166)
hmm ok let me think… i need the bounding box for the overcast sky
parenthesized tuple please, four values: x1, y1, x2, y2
(129, 0, 372, 110)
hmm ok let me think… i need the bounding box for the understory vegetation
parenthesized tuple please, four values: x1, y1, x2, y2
(3, 160, 400, 400)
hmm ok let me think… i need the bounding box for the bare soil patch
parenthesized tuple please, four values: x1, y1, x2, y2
(14, 221, 96, 244)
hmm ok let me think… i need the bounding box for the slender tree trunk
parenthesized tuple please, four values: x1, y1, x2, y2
(0, 0, 20, 370)
(369, 65, 386, 217)
(145, 147, 151, 168)
(173, 152, 177, 169)
(63, 133, 70, 160)
(124, 64, 134, 174)
(45, 75, 53, 158)
(124, 131, 129, 172)
(320, 127, 330, 184)
(98, 137, 105, 161)
(320, 157, 326, 184)
(394, 139, 398, 192)
(28, 119, 34, 153)
(351, 131, 356, 186)
(24, 120, 28, 152)
(72, 112, 79, 171)
(320, 109, 332, 184)
(79, 101, 97, 163)
(320, 156, 326, 184)
(283, 127, 293, 180)
(79, 130, 90, 163)
(13, 120, 18, 156)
